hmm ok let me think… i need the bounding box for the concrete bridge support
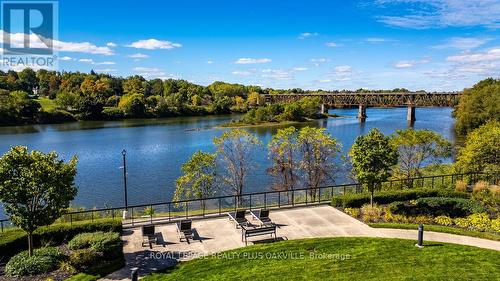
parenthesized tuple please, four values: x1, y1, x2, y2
(320, 104, 326, 115)
(407, 104, 416, 122)
(357, 104, 367, 121)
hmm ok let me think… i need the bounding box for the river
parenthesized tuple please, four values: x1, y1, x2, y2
(0, 107, 456, 217)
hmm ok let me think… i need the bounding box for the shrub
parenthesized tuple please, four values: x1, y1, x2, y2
(102, 107, 125, 120)
(413, 215, 432, 224)
(467, 213, 491, 231)
(389, 197, 485, 218)
(455, 180, 468, 192)
(5, 247, 65, 276)
(492, 218, 500, 233)
(360, 204, 383, 222)
(434, 215, 453, 226)
(69, 248, 101, 270)
(332, 188, 469, 208)
(59, 260, 77, 275)
(454, 217, 472, 228)
(344, 208, 360, 218)
(0, 219, 121, 263)
(68, 231, 121, 253)
(473, 181, 489, 193)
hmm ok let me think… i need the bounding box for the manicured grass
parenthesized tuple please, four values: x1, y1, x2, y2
(142, 237, 500, 281)
(64, 258, 125, 281)
(36, 97, 57, 111)
(369, 222, 500, 241)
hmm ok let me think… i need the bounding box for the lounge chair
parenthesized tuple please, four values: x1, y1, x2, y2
(250, 209, 273, 226)
(177, 219, 194, 242)
(141, 224, 157, 247)
(228, 209, 248, 228)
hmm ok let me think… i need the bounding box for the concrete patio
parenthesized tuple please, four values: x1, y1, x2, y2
(102, 204, 500, 280)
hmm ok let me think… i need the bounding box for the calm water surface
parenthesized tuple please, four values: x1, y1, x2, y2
(0, 108, 456, 216)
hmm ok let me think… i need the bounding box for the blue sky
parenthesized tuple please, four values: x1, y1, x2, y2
(8, 0, 500, 90)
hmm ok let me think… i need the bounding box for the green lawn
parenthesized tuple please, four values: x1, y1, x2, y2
(143, 237, 500, 281)
(36, 97, 57, 111)
(369, 223, 500, 241)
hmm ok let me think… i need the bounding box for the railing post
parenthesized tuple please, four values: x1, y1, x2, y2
(292, 190, 295, 206)
(278, 191, 281, 208)
(249, 194, 252, 211)
(318, 188, 321, 203)
(168, 203, 171, 221)
(91, 210, 94, 222)
(70, 213, 73, 226)
(1, 221, 3, 233)
(150, 204, 153, 224)
(264, 193, 267, 209)
(218, 198, 221, 215)
(202, 200, 205, 217)
(305, 189, 308, 205)
(234, 196, 237, 211)
(185, 201, 188, 219)
(131, 208, 134, 227)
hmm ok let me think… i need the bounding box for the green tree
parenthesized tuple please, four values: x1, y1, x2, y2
(174, 151, 217, 210)
(297, 127, 341, 200)
(456, 121, 500, 174)
(454, 78, 500, 135)
(349, 129, 398, 206)
(213, 129, 261, 205)
(118, 93, 146, 117)
(123, 75, 146, 95)
(268, 127, 299, 201)
(247, 92, 262, 107)
(0, 146, 77, 256)
(391, 129, 452, 183)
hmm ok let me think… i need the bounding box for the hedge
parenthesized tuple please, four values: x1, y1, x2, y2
(0, 218, 121, 263)
(389, 197, 486, 218)
(331, 188, 469, 208)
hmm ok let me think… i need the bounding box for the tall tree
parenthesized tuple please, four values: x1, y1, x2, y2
(174, 151, 217, 210)
(268, 127, 299, 202)
(349, 129, 398, 206)
(454, 78, 500, 135)
(0, 146, 77, 256)
(213, 129, 261, 205)
(391, 129, 452, 183)
(297, 127, 341, 200)
(456, 121, 500, 174)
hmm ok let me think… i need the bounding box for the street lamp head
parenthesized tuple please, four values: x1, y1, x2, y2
(122, 149, 126, 156)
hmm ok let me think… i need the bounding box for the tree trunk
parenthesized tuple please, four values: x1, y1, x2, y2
(27, 233, 34, 257)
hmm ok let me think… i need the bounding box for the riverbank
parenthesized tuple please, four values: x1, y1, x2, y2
(217, 114, 345, 129)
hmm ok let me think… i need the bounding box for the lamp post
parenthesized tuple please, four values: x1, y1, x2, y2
(122, 149, 129, 219)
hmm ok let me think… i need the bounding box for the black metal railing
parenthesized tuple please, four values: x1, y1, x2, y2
(0, 172, 497, 231)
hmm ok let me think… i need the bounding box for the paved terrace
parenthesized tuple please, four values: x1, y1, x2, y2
(102, 205, 500, 280)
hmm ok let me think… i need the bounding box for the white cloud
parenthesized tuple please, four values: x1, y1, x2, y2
(127, 39, 182, 50)
(106, 42, 117, 47)
(310, 58, 329, 66)
(261, 69, 293, 80)
(299, 32, 319, 39)
(59, 56, 73, 61)
(293, 67, 308, 71)
(0, 30, 114, 55)
(78, 58, 93, 63)
(234, 58, 271, 64)
(128, 53, 149, 59)
(232, 71, 251, 76)
(95, 61, 115, 65)
(318, 79, 332, 83)
(447, 48, 500, 62)
(334, 65, 352, 73)
(133, 67, 162, 72)
(433, 37, 492, 50)
(365, 37, 389, 43)
(393, 57, 431, 68)
(325, 42, 338, 47)
(206, 60, 213, 64)
(332, 65, 353, 81)
(376, 0, 500, 29)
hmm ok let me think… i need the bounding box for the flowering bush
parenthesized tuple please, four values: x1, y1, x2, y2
(454, 217, 471, 228)
(360, 204, 383, 222)
(467, 213, 491, 231)
(434, 216, 453, 226)
(344, 208, 360, 218)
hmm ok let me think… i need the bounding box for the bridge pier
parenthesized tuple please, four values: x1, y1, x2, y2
(357, 104, 367, 121)
(407, 104, 416, 122)
(320, 104, 326, 115)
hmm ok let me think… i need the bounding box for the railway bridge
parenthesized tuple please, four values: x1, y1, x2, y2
(263, 92, 461, 122)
